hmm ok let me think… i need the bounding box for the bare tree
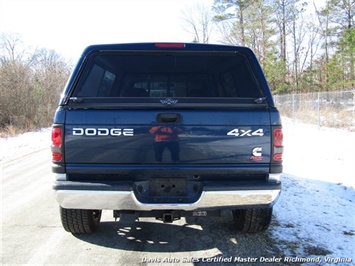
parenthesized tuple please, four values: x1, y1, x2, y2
(213, 0, 252, 46)
(273, 0, 294, 65)
(0, 34, 70, 133)
(0, 33, 24, 62)
(180, 3, 215, 43)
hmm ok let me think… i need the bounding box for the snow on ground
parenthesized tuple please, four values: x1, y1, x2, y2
(273, 118, 355, 265)
(0, 128, 51, 162)
(281, 117, 355, 188)
(1, 119, 354, 264)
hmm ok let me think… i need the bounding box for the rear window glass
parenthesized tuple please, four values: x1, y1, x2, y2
(120, 73, 217, 97)
(73, 52, 263, 99)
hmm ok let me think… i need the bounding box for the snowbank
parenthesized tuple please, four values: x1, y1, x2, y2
(1, 128, 51, 162)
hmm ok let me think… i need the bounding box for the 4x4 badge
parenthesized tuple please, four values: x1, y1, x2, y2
(160, 98, 178, 105)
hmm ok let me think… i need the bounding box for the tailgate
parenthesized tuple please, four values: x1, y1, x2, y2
(64, 109, 271, 165)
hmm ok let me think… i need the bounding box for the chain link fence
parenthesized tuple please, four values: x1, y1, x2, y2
(274, 91, 355, 130)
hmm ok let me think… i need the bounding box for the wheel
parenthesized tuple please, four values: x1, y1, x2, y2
(60, 207, 102, 234)
(232, 207, 273, 233)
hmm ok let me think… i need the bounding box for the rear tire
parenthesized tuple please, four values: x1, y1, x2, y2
(232, 207, 273, 233)
(60, 207, 102, 234)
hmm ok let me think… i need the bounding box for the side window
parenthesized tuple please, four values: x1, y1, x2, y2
(97, 70, 116, 97)
(76, 64, 116, 97)
(222, 72, 238, 97)
(120, 74, 149, 97)
(221, 67, 261, 98)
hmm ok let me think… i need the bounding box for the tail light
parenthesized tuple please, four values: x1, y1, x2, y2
(273, 128, 283, 162)
(51, 126, 63, 162)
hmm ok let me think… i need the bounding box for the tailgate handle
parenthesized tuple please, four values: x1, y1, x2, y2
(157, 113, 181, 123)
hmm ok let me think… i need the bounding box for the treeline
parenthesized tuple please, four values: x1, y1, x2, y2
(183, 0, 355, 94)
(0, 33, 71, 134)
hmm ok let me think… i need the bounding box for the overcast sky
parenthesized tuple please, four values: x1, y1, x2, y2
(0, 0, 214, 61)
(0, 0, 326, 63)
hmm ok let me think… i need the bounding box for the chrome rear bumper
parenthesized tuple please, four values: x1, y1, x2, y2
(55, 189, 280, 210)
(53, 174, 281, 210)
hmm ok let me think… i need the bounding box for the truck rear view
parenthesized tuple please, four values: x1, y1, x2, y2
(52, 43, 283, 234)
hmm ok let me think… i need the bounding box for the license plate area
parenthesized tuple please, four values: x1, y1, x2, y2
(134, 178, 202, 204)
(149, 178, 187, 197)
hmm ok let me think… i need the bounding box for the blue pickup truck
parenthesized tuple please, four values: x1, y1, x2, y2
(51, 43, 283, 234)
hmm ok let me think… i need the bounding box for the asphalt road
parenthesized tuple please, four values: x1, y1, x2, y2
(1, 148, 283, 265)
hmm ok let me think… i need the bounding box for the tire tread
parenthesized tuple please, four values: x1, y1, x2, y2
(60, 207, 101, 234)
(233, 208, 273, 233)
